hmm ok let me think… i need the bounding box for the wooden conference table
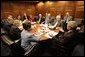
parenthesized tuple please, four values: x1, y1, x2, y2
(30, 23, 61, 41)
(19, 22, 63, 41)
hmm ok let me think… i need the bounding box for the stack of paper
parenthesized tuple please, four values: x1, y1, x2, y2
(45, 31, 58, 39)
(31, 22, 36, 24)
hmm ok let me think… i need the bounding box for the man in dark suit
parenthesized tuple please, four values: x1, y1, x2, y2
(57, 21, 80, 54)
(64, 12, 72, 24)
(3, 15, 14, 32)
(59, 21, 78, 44)
(38, 14, 45, 24)
(45, 13, 51, 24)
(52, 21, 80, 56)
(22, 13, 29, 21)
(63, 12, 72, 31)
(9, 20, 21, 41)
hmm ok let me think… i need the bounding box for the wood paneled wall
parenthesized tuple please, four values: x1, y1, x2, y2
(1, 1, 84, 20)
(75, 1, 84, 19)
(1, 1, 37, 19)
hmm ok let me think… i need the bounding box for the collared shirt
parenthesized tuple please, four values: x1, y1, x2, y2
(21, 30, 39, 48)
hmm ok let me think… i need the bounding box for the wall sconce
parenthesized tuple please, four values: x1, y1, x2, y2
(37, 2, 44, 7)
(45, 1, 53, 5)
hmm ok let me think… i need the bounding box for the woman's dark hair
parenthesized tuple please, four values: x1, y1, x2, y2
(23, 22, 31, 30)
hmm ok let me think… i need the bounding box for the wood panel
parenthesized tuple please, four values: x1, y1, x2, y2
(1, 2, 14, 19)
(36, 1, 84, 19)
(75, 1, 84, 19)
(1, 1, 84, 20)
(1, 1, 36, 19)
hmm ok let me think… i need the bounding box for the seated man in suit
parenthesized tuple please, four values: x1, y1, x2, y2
(21, 22, 40, 50)
(57, 21, 80, 53)
(22, 13, 29, 22)
(17, 15, 22, 21)
(22, 16, 30, 23)
(63, 12, 72, 31)
(48, 15, 64, 29)
(52, 21, 79, 55)
(29, 15, 35, 22)
(64, 12, 72, 24)
(45, 13, 51, 25)
(17, 15, 23, 26)
(9, 20, 21, 41)
(38, 14, 45, 24)
(3, 15, 14, 32)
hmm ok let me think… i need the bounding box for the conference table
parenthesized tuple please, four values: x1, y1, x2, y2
(19, 22, 63, 41)
(30, 23, 62, 41)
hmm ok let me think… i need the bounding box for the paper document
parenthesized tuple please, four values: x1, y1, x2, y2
(45, 31, 58, 39)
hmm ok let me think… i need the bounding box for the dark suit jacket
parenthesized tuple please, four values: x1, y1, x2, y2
(3, 21, 12, 32)
(53, 30, 82, 55)
(39, 17, 45, 24)
(22, 16, 29, 21)
(34, 16, 39, 22)
(9, 26, 21, 41)
(72, 44, 84, 56)
(58, 30, 80, 49)
(34, 16, 45, 23)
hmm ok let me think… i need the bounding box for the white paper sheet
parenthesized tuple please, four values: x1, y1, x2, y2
(31, 22, 36, 24)
(45, 31, 58, 39)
